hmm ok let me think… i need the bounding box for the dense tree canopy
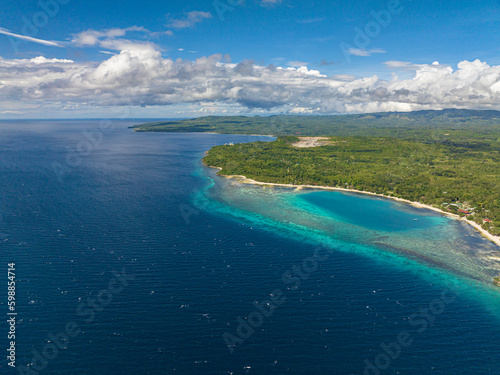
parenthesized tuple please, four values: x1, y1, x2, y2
(133, 109, 500, 144)
(203, 136, 500, 236)
(134, 109, 500, 237)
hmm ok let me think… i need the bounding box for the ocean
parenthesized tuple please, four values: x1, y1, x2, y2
(1, 120, 499, 375)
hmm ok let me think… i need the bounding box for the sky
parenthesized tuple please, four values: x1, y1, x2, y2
(0, 0, 500, 118)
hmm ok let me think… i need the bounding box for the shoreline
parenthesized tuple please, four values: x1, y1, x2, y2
(206, 165, 500, 248)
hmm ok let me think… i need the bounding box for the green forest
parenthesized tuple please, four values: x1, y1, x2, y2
(203, 135, 500, 236)
(132, 109, 500, 142)
(134, 109, 500, 237)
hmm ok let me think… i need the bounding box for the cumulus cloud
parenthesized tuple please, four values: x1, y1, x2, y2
(348, 48, 386, 57)
(1, 45, 500, 115)
(331, 74, 357, 81)
(166, 11, 212, 29)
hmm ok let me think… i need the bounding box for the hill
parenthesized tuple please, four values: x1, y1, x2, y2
(131, 109, 500, 142)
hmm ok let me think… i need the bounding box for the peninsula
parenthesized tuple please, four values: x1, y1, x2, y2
(202, 135, 499, 238)
(134, 109, 500, 279)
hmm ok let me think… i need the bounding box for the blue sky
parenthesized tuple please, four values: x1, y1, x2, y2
(1, 0, 500, 118)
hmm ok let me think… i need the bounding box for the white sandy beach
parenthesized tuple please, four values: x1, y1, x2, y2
(207, 166, 500, 247)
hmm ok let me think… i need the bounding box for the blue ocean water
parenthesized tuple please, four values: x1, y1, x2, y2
(298, 191, 436, 232)
(1, 120, 500, 375)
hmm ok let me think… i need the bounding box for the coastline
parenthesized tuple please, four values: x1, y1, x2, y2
(206, 165, 500, 248)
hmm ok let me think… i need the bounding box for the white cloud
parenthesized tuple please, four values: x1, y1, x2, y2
(0, 27, 62, 47)
(29, 56, 74, 64)
(1, 46, 500, 115)
(332, 74, 357, 81)
(0, 110, 23, 114)
(287, 61, 309, 67)
(71, 27, 168, 51)
(71, 27, 145, 46)
(348, 48, 386, 57)
(384, 60, 422, 70)
(166, 11, 212, 29)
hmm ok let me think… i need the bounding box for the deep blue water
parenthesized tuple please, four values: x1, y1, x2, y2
(1, 120, 500, 375)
